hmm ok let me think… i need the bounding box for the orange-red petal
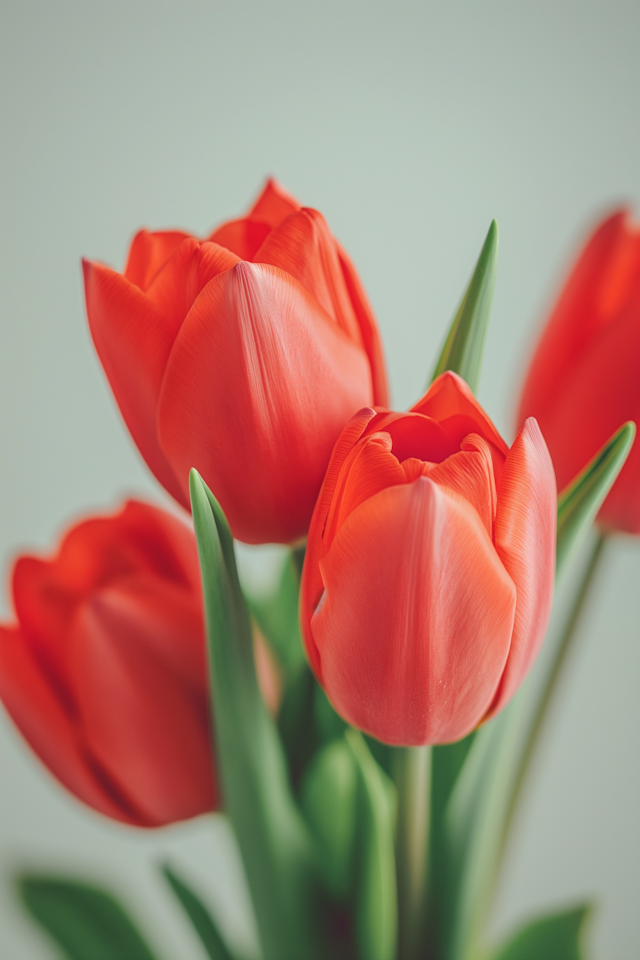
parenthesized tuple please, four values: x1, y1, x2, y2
(0, 626, 133, 822)
(490, 418, 556, 716)
(337, 244, 389, 406)
(412, 371, 508, 456)
(145, 239, 239, 334)
(157, 262, 374, 543)
(254, 207, 364, 347)
(67, 587, 216, 827)
(246, 177, 301, 228)
(207, 219, 272, 261)
(83, 260, 185, 503)
(124, 229, 193, 291)
(311, 478, 516, 745)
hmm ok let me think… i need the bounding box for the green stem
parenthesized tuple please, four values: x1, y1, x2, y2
(497, 531, 608, 872)
(393, 746, 432, 960)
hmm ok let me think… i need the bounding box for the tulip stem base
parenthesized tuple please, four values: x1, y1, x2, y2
(393, 745, 432, 960)
(498, 530, 608, 871)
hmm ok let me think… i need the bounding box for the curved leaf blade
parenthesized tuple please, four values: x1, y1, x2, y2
(347, 730, 398, 960)
(493, 905, 591, 960)
(18, 876, 159, 960)
(189, 470, 317, 960)
(432, 220, 498, 392)
(556, 421, 635, 578)
(162, 865, 236, 960)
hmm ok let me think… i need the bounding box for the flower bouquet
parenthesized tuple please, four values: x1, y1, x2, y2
(1, 180, 638, 960)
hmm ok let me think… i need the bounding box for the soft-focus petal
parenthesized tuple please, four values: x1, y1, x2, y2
(157, 262, 374, 543)
(207, 219, 272, 261)
(12, 502, 201, 686)
(67, 588, 216, 827)
(124, 229, 193, 291)
(83, 260, 185, 503)
(531, 291, 640, 533)
(254, 207, 364, 347)
(412, 371, 508, 456)
(490, 418, 556, 716)
(246, 177, 301, 228)
(312, 479, 516, 745)
(0, 626, 133, 822)
(518, 211, 640, 428)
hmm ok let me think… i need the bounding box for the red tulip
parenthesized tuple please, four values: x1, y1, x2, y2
(0, 501, 216, 827)
(83, 179, 388, 544)
(518, 211, 640, 534)
(300, 373, 556, 746)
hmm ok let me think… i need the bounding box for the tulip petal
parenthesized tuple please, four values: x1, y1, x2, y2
(83, 260, 185, 503)
(67, 588, 216, 827)
(157, 262, 374, 543)
(301, 408, 379, 676)
(412, 371, 508, 456)
(427, 434, 497, 539)
(254, 208, 364, 347)
(312, 479, 516, 745)
(337, 245, 389, 406)
(145, 239, 239, 334)
(532, 290, 640, 533)
(382, 412, 451, 464)
(518, 211, 640, 428)
(12, 502, 201, 687)
(207, 218, 272, 261)
(124, 229, 193, 291)
(322, 432, 406, 547)
(0, 626, 133, 822)
(490, 418, 556, 716)
(246, 177, 301, 228)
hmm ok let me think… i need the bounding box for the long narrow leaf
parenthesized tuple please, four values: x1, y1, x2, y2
(18, 876, 159, 960)
(162, 865, 236, 960)
(189, 470, 317, 960)
(442, 702, 524, 960)
(347, 730, 398, 960)
(556, 421, 635, 577)
(431, 220, 498, 392)
(492, 905, 591, 960)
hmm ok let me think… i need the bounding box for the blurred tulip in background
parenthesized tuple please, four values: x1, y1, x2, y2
(518, 210, 640, 533)
(0, 501, 217, 827)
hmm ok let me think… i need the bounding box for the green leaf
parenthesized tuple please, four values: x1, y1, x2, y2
(493, 905, 591, 960)
(248, 548, 306, 678)
(18, 876, 159, 960)
(189, 470, 318, 960)
(162, 865, 236, 960)
(347, 730, 398, 960)
(556, 421, 635, 578)
(441, 702, 524, 960)
(301, 738, 359, 899)
(431, 220, 498, 392)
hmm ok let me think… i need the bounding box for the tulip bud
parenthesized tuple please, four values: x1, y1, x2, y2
(300, 373, 556, 746)
(0, 501, 216, 826)
(518, 210, 640, 534)
(83, 179, 388, 544)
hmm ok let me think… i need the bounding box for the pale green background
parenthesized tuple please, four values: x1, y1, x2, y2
(1, 2, 639, 957)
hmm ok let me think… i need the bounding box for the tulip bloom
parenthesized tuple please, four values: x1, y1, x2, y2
(0, 501, 216, 827)
(300, 373, 556, 746)
(518, 210, 640, 534)
(83, 179, 388, 544)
